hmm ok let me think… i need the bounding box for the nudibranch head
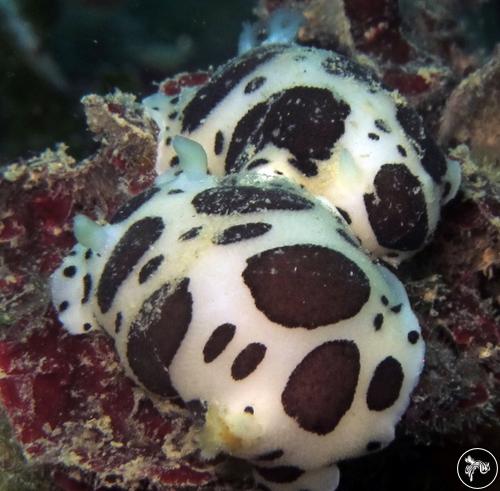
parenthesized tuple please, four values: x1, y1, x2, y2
(51, 138, 424, 491)
(144, 44, 461, 264)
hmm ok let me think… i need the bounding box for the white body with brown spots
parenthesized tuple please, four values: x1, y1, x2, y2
(51, 139, 424, 491)
(145, 44, 461, 264)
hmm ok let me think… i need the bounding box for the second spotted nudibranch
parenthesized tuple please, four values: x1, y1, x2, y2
(144, 43, 461, 264)
(51, 137, 424, 491)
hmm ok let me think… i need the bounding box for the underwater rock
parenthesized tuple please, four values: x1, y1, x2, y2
(439, 47, 500, 164)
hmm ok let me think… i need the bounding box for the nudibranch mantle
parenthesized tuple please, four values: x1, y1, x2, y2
(51, 137, 424, 491)
(144, 44, 461, 264)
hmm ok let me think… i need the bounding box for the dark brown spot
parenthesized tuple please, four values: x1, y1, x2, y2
(287, 157, 318, 177)
(364, 164, 428, 250)
(115, 312, 122, 334)
(247, 158, 270, 170)
(63, 266, 76, 277)
(192, 186, 314, 215)
(391, 304, 402, 313)
(179, 226, 202, 241)
(244, 406, 254, 414)
(83, 323, 92, 331)
(396, 104, 446, 183)
(97, 217, 165, 314)
(336, 207, 352, 224)
(375, 119, 391, 133)
(168, 111, 178, 120)
(282, 340, 360, 434)
(110, 187, 160, 224)
(408, 330, 420, 344)
(182, 45, 284, 133)
(368, 132, 380, 141)
(81, 274, 92, 304)
(381, 295, 389, 305)
(243, 245, 370, 328)
(214, 130, 224, 155)
(168, 189, 184, 195)
(255, 465, 304, 484)
(85, 249, 93, 260)
(255, 449, 284, 461)
(215, 222, 272, 245)
(373, 313, 384, 330)
(366, 441, 381, 452)
(231, 343, 267, 380)
(138, 255, 164, 284)
(322, 55, 379, 85)
(203, 323, 236, 363)
(367, 356, 404, 411)
(397, 145, 407, 157)
(244, 76, 266, 94)
(127, 279, 192, 397)
(186, 399, 205, 417)
(59, 301, 69, 312)
(336, 228, 359, 248)
(225, 87, 350, 176)
(170, 155, 180, 167)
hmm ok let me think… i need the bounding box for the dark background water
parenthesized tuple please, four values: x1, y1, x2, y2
(0, 0, 253, 163)
(0, 0, 499, 163)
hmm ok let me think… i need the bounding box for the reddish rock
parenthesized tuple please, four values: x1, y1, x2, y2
(343, 0, 413, 63)
(160, 71, 210, 96)
(0, 312, 218, 489)
(382, 69, 430, 96)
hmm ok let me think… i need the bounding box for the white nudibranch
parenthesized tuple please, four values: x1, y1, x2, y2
(52, 137, 425, 491)
(144, 43, 461, 264)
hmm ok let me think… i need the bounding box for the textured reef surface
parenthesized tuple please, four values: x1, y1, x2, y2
(0, 0, 498, 490)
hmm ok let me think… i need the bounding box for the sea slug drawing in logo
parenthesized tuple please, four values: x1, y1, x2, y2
(457, 448, 498, 489)
(465, 455, 491, 482)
